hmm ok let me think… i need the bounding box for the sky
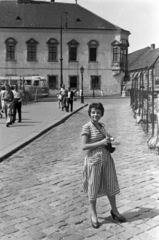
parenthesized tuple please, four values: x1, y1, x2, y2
(55, 0, 159, 53)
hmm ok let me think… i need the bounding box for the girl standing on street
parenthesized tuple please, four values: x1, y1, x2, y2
(81, 102, 126, 228)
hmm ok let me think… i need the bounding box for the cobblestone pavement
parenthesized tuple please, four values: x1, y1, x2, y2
(1, 98, 159, 240)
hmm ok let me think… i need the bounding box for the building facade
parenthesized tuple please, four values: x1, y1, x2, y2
(0, 0, 130, 96)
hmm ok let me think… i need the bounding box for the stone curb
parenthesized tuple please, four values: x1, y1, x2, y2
(0, 103, 88, 162)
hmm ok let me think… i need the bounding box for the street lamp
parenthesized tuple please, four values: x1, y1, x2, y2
(60, 12, 68, 86)
(80, 66, 84, 103)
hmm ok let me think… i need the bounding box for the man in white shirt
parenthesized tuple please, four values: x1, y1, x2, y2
(13, 84, 23, 123)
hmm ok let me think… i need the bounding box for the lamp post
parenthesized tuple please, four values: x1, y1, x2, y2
(60, 12, 68, 86)
(80, 66, 84, 103)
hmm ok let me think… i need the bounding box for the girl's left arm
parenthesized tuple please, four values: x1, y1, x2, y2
(82, 134, 109, 150)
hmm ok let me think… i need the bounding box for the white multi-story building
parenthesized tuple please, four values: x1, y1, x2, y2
(0, 0, 130, 96)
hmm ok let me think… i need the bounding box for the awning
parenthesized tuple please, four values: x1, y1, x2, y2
(132, 71, 141, 79)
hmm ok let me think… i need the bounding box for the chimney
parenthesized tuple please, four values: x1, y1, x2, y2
(151, 44, 155, 50)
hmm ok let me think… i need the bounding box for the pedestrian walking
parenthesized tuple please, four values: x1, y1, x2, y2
(1, 84, 14, 127)
(79, 89, 82, 97)
(12, 84, 23, 123)
(0, 85, 6, 113)
(67, 87, 74, 112)
(73, 89, 77, 101)
(81, 102, 126, 228)
(57, 87, 62, 108)
(60, 84, 68, 111)
(101, 89, 104, 97)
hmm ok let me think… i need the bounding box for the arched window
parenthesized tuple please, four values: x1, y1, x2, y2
(5, 38, 17, 61)
(26, 38, 38, 61)
(67, 39, 79, 61)
(88, 40, 99, 62)
(47, 38, 59, 62)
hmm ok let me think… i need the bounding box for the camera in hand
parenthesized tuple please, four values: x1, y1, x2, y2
(105, 142, 116, 153)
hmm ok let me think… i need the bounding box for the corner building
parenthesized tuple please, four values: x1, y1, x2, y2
(0, 0, 130, 96)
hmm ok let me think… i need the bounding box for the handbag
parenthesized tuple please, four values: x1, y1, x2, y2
(91, 121, 116, 153)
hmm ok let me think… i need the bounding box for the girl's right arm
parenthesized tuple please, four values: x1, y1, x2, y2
(82, 134, 109, 151)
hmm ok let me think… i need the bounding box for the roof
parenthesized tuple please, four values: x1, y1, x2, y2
(0, 0, 130, 32)
(128, 47, 150, 68)
(128, 47, 159, 71)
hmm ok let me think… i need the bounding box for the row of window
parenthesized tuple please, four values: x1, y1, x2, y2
(48, 75, 101, 90)
(5, 38, 127, 63)
(5, 38, 99, 62)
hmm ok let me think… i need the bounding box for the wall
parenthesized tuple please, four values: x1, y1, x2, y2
(0, 28, 129, 96)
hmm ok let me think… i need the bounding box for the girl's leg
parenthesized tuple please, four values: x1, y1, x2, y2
(90, 199, 97, 222)
(107, 195, 118, 213)
(107, 194, 126, 221)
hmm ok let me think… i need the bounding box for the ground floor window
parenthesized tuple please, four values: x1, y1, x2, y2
(69, 76, 79, 89)
(91, 76, 101, 90)
(48, 75, 58, 90)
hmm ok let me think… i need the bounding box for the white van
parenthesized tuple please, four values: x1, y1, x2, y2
(0, 75, 49, 101)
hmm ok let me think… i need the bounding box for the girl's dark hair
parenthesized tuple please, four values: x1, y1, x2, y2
(88, 103, 104, 117)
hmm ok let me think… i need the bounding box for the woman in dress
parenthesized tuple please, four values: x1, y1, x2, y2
(81, 102, 126, 228)
(57, 87, 62, 108)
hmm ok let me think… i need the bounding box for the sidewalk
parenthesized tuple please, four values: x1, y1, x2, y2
(0, 100, 87, 161)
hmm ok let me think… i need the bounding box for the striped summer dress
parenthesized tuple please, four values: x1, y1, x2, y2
(81, 121, 120, 201)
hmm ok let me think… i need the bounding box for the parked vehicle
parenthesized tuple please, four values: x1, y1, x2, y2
(0, 75, 49, 101)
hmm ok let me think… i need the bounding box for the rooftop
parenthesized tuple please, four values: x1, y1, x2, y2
(0, 0, 130, 32)
(128, 46, 159, 71)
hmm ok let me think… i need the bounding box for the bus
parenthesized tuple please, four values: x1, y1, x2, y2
(0, 75, 49, 101)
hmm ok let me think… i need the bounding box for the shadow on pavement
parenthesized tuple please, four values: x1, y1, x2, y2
(99, 207, 159, 225)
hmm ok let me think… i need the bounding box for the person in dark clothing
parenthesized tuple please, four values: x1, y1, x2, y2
(13, 84, 23, 123)
(67, 87, 74, 112)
